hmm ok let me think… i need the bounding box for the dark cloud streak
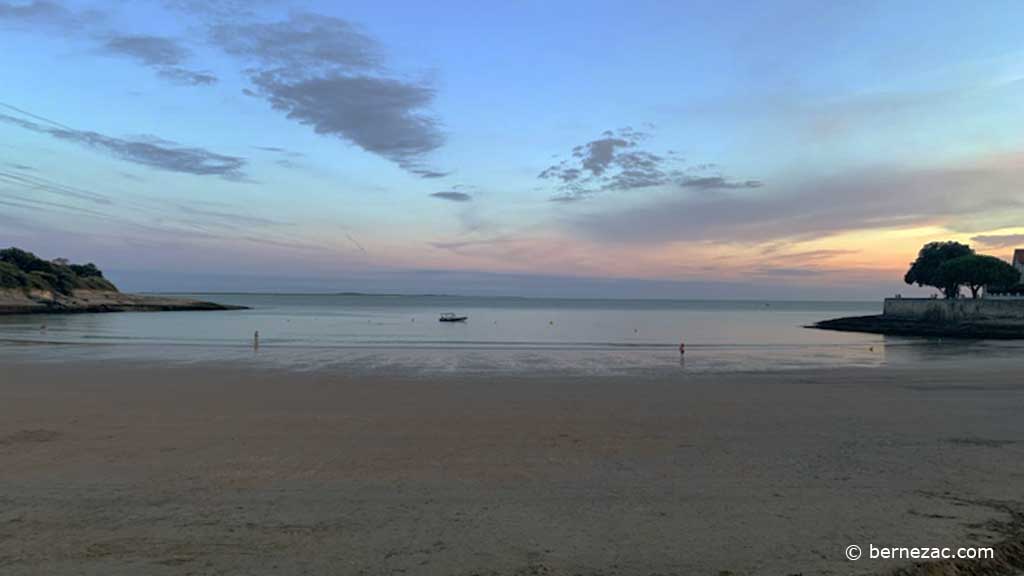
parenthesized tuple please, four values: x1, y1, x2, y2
(210, 13, 380, 73)
(104, 35, 186, 66)
(430, 191, 472, 202)
(0, 104, 246, 179)
(102, 34, 217, 85)
(679, 176, 763, 190)
(2, 4, 213, 86)
(971, 234, 1024, 250)
(0, 170, 111, 205)
(209, 12, 446, 177)
(0, 0, 100, 30)
(250, 72, 442, 172)
(568, 164, 1024, 245)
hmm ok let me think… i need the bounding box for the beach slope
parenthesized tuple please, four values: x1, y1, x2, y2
(1, 360, 1023, 575)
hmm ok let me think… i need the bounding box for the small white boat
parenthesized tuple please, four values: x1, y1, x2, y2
(439, 312, 468, 322)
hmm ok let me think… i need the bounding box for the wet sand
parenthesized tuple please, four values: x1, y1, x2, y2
(1, 360, 1023, 575)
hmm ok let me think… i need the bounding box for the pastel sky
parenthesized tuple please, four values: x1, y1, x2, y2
(2, 0, 1024, 298)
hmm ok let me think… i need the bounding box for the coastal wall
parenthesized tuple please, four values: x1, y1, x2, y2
(883, 298, 1024, 321)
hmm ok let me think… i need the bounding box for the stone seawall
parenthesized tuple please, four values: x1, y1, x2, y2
(883, 298, 1024, 322)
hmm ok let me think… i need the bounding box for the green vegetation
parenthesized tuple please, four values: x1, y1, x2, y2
(904, 241, 974, 298)
(938, 254, 1021, 299)
(904, 241, 1022, 298)
(0, 247, 117, 295)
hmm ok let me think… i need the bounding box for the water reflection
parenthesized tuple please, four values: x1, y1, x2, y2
(4, 295, 1019, 374)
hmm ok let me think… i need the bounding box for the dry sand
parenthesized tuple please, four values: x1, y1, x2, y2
(1, 360, 1023, 575)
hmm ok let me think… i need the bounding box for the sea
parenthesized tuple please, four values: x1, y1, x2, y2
(1, 294, 1021, 375)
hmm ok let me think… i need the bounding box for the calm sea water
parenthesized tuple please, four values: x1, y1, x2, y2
(1, 294, 1021, 374)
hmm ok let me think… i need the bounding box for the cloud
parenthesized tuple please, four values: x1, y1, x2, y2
(102, 34, 217, 86)
(163, 0, 286, 20)
(760, 248, 859, 261)
(249, 72, 443, 171)
(253, 145, 307, 169)
(540, 128, 672, 200)
(3, 4, 213, 86)
(568, 160, 1024, 245)
(0, 0, 99, 30)
(549, 193, 584, 203)
(540, 127, 758, 201)
(157, 67, 217, 86)
(104, 35, 187, 66)
(209, 12, 446, 177)
(344, 231, 367, 254)
(430, 191, 472, 202)
(0, 192, 109, 218)
(173, 203, 290, 228)
(679, 176, 763, 190)
(5, 6, 443, 169)
(0, 0, 63, 21)
(576, 136, 632, 176)
(409, 168, 449, 179)
(970, 233, 1024, 250)
(752, 266, 826, 277)
(211, 12, 380, 72)
(0, 169, 111, 205)
(0, 103, 246, 179)
(430, 236, 509, 252)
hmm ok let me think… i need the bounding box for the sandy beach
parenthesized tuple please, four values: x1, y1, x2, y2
(2, 360, 1023, 575)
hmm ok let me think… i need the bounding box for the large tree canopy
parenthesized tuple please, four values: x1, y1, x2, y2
(904, 241, 974, 298)
(938, 254, 1021, 299)
(0, 247, 117, 295)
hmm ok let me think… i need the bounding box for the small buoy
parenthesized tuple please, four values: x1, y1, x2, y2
(869, 346, 874, 352)
(549, 320, 554, 325)
(679, 341, 686, 355)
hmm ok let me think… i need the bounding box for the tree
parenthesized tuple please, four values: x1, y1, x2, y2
(937, 254, 1022, 299)
(904, 241, 974, 298)
(0, 247, 118, 295)
(69, 262, 104, 278)
(0, 247, 54, 274)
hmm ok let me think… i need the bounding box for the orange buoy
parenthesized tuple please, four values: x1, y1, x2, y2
(679, 341, 685, 355)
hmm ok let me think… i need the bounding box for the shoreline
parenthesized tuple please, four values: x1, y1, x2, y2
(0, 289, 247, 315)
(812, 314, 1024, 339)
(2, 359, 1022, 574)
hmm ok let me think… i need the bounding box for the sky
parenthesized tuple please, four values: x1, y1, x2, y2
(2, 0, 1024, 298)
